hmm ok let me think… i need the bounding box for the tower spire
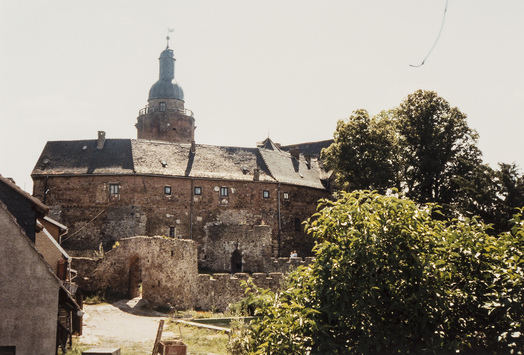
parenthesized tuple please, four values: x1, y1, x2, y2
(166, 28, 174, 49)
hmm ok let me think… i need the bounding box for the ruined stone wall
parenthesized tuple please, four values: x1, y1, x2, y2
(194, 272, 284, 311)
(33, 175, 329, 272)
(74, 236, 198, 310)
(73, 235, 314, 311)
(266, 256, 315, 273)
(201, 224, 272, 273)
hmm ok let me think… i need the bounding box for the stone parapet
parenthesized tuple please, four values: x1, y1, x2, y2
(194, 272, 284, 311)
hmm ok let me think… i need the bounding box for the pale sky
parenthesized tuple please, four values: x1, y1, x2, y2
(1, 1, 523, 192)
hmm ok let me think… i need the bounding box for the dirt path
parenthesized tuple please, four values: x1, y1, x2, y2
(78, 297, 175, 351)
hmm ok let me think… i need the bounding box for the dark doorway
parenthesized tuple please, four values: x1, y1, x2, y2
(128, 255, 141, 298)
(0, 347, 16, 355)
(231, 249, 242, 273)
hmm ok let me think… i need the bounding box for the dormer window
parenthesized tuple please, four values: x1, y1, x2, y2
(159, 102, 166, 112)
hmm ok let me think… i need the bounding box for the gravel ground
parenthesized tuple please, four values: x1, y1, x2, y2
(77, 297, 176, 352)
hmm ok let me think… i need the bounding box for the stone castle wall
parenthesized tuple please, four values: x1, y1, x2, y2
(74, 236, 198, 310)
(33, 174, 327, 272)
(73, 236, 314, 311)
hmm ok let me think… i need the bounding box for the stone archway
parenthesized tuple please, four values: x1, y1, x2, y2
(231, 249, 242, 273)
(128, 254, 141, 298)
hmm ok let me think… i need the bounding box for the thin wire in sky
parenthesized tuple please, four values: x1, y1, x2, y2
(410, 0, 449, 67)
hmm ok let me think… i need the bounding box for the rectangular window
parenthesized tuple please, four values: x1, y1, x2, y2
(283, 192, 290, 200)
(169, 226, 175, 238)
(164, 186, 172, 195)
(220, 187, 228, 197)
(159, 102, 166, 112)
(109, 183, 120, 200)
(263, 190, 270, 199)
(194, 186, 202, 195)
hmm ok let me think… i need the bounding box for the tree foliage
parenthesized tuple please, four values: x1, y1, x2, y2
(231, 191, 524, 354)
(322, 109, 399, 193)
(321, 89, 524, 233)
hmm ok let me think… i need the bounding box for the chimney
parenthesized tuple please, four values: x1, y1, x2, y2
(305, 154, 311, 169)
(190, 140, 196, 153)
(97, 131, 106, 150)
(290, 147, 300, 160)
(253, 168, 260, 181)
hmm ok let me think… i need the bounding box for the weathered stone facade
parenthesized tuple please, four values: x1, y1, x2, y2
(33, 172, 327, 272)
(74, 236, 198, 310)
(30, 40, 332, 313)
(73, 236, 313, 311)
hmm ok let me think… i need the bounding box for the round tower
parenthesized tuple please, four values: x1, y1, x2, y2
(136, 37, 195, 143)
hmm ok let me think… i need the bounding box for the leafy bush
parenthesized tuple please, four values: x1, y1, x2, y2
(232, 191, 523, 354)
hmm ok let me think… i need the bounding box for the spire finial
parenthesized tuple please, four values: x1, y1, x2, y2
(166, 28, 174, 49)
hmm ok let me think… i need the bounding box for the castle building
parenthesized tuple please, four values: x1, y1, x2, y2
(31, 39, 332, 273)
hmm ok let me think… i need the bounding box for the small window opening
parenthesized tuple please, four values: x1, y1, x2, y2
(159, 102, 166, 112)
(220, 187, 228, 197)
(194, 186, 202, 195)
(164, 186, 172, 195)
(109, 183, 120, 200)
(169, 226, 175, 238)
(283, 192, 290, 200)
(263, 190, 270, 199)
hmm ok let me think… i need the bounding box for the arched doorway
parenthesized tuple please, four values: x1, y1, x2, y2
(128, 254, 141, 298)
(231, 249, 242, 273)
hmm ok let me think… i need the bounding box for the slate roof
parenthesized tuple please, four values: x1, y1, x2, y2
(280, 139, 334, 158)
(0, 175, 49, 215)
(0, 174, 50, 242)
(33, 139, 134, 175)
(32, 138, 329, 190)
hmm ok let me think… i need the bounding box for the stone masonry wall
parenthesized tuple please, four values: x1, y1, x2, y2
(73, 235, 314, 311)
(202, 224, 272, 273)
(195, 272, 284, 311)
(74, 236, 198, 310)
(33, 174, 328, 272)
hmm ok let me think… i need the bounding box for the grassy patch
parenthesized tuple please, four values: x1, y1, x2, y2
(64, 339, 157, 355)
(69, 311, 230, 355)
(165, 320, 229, 355)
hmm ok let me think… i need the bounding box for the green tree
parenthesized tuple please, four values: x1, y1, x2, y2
(454, 162, 524, 234)
(233, 191, 524, 354)
(396, 90, 482, 204)
(321, 109, 398, 193)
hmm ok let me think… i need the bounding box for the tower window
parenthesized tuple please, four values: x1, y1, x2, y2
(263, 190, 270, 199)
(169, 226, 175, 238)
(159, 102, 166, 112)
(194, 186, 202, 195)
(109, 183, 120, 200)
(164, 186, 172, 195)
(220, 187, 228, 197)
